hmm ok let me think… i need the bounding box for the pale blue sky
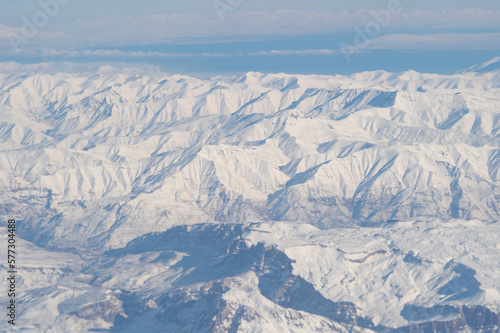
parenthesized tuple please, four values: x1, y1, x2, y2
(2, 0, 500, 19)
(0, 1, 499, 75)
(2, 0, 500, 28)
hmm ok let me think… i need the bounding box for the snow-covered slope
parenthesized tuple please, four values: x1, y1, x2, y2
(464, 57, 500, 74)
(0, 61, 499, 332)
(2, 220, 499, 332)
(1, 64, 499, 251)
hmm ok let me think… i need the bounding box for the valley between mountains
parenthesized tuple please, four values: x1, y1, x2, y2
(0, 61, 499, 332)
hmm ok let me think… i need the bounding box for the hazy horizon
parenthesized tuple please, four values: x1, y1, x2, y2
(1, 1, 500, 75)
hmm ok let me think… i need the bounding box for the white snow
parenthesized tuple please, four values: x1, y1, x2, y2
(0, 60, 499, 332)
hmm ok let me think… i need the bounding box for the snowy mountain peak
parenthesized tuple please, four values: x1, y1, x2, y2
(463, 56, 500, 73)
(1, 63, 500, 332)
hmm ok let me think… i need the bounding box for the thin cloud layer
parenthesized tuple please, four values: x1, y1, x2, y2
(1, 8, 500, 59)
(35, 48, 340, 58)
(368, 33, 500, 50)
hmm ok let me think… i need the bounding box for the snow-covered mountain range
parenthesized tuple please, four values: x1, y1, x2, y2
(1, 60, 499, 332)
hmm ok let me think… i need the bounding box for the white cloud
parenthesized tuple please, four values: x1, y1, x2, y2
(249, 49, 338, 56)
(1, 8, 500, 55)
(39, 48, 236, 58)
(367, 33, 500, 50)
(35, 48, 340, 58)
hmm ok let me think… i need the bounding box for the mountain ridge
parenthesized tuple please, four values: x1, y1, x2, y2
(1, 61, 499, 332)
(1, 63, 499, 251)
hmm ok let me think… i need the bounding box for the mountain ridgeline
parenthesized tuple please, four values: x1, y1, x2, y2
(1, 61, 500, 332)
(1, 65, 499, 251)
